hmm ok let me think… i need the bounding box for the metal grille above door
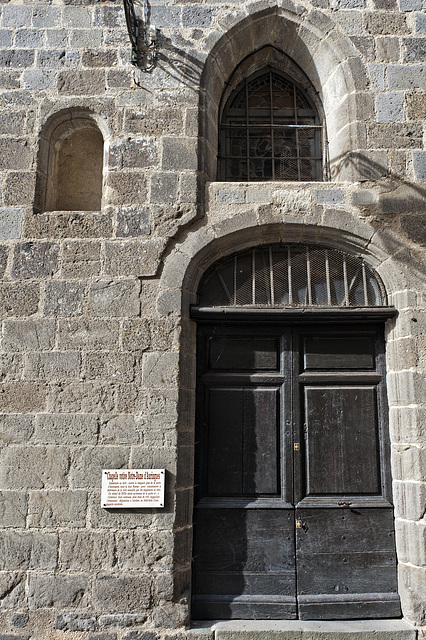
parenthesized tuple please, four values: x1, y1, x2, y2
(198, 245, 386, 308)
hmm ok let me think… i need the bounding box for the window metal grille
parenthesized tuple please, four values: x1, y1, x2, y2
(218, 68, 324, 182)
(198, 245, 386, 307)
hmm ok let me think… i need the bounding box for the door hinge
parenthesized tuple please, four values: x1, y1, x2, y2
(294, 443, 300, 451)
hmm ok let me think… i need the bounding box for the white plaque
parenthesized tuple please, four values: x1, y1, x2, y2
(101, 469, 165, 508)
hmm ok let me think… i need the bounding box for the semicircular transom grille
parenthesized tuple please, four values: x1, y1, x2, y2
(198, 245, 386, 307)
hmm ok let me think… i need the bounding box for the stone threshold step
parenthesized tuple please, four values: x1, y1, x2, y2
(189, 619, 418, 640)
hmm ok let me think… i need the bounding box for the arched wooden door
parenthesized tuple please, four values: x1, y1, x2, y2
(190, 246, 400, 620)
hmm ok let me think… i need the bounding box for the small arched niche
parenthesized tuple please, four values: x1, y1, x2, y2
(35, 109, 105, 213)
(218, 47, 326, 182)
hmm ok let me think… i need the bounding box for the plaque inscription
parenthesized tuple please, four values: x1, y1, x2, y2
(101, 469, 165, 508)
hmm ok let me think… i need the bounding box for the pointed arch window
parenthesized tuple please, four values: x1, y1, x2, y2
(218, 67, 324, 182)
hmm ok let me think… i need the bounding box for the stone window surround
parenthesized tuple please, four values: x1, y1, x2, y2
(199, 6, 372, 183)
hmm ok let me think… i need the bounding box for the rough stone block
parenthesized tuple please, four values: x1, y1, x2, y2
(99, 414, 142, 445)
(28, 490, 87, 527)
(0, 245, 7, 278)
(23, 352, 81, 382)
(121, 319, 151, 352)
(1, 6, 32, 28)
(412, 150, 426, 180)
(125, 108, 183, 136)
(92, 575, 151, 613)
(0, 208, 23, 239)
(2, 319, 56, 352)
(115, 530, 173, 571)
(24, 211, 113, 240)
(48, 381, 116, 413)
(0, 414, 33, 444)
(0, 446, 69, 489)
(0, 29, 13, 48)
(23, 70, 56, 90)
(0, 50, 35, 69)
(3, 174, 35, 207)
(116, 206, 151, 237)
(415, 11, 426, 33)
(0, 492, 27, 528)
(405, 92, 426, 120)
(142, 352, 179, 388)
(396, 519, 426, 566)
(93, 5, 125, 28)
(376, 92, 404, 122)
(314, 189, 344, 204)
(62, 6, 92, 28)
(82, 50, 118, 68)
(11, 242, 59, 279)
(391, 443, 426, 482)
(36, 49, 80, 69)
(15, 29, 43, 49)
(107, 172, 147, 205)
(46, 29, 68, 48)
(376, 37, 400, 63)
(150, 172, 179, 204)
(34, 413, 98, 444)
(88, 280, 140, 317)
(84, 352, 135, 383)
(43, 281, 86, 316)
(149, 5, 181, 28)
(57, 318, 119, 350)
(69, 446, 129, 489)
(104, 239, 165, 277)
(61, 241, 101, 278)
(368, 63, 386, 90)
(181, 5, 216, 27)
(403, 37, 426, 63)
(57, 70, 105, 95)
(216, 189, 245, 204)
(56, 613, 97, 632)
(401, 213, 426, 245)
(32, 6, 61, 28)
(0, 532, 57, 570)
(28, 573, 90, 610)
(367, 123, 423, 148)
(0, 382, 47, 414)
(364, 11, 409, 34)
(0, 283, 38, 318)
(70, 29, 102, 49)
(394, 480, 426, 520)
(388, 64, 426, 90)
(0, 573, 26, 609)
(110, 137, 158, 170)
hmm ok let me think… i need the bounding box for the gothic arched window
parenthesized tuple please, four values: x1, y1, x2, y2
(218, 67, 323, 182)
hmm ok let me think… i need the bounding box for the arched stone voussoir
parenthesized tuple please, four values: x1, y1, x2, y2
(158, 216, 409, 318)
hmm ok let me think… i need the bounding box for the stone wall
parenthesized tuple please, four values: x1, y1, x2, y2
(0, 0, 425, 638)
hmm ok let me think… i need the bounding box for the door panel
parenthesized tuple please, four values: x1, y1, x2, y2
(304, 386, 380, 495)
(192, 508, 297, 619)
(192, 323, 400, 620)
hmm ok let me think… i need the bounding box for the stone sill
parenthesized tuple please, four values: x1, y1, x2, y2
(189, 619, 417, 640)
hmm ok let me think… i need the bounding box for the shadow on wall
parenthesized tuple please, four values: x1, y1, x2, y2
(331, 151, 426, 251)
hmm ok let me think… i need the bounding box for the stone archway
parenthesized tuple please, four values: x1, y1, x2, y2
(159, 216, 425, 625)
(198, 5, 371, 182)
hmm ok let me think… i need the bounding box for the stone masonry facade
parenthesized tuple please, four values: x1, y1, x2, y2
(0, 0, 425, 638)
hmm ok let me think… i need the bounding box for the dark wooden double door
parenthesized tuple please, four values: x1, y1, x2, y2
(192, 322, 400, 620)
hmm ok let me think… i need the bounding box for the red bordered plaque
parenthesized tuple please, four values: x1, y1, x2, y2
(101, 469, 165, 508)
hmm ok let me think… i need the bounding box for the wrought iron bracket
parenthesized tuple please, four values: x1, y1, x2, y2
(123, 0, 158, 72)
